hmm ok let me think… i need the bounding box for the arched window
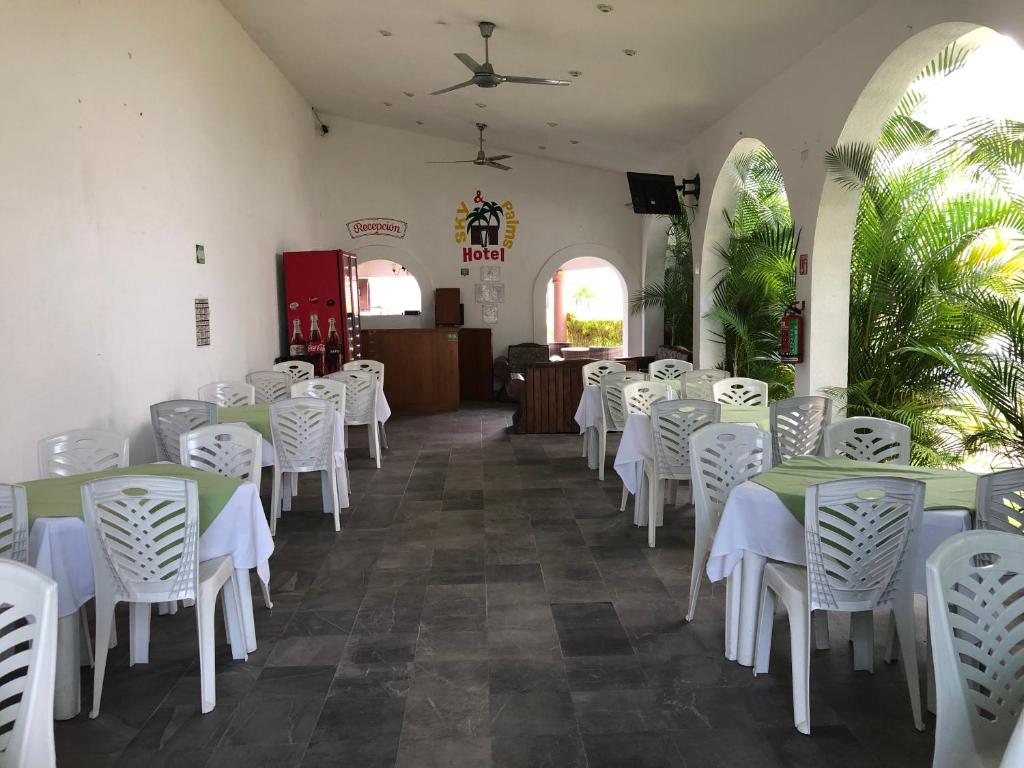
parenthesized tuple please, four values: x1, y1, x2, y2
(358, 259, 423, 316)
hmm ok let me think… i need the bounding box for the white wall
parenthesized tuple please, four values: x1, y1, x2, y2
(312, 116, 642, 357)
(0, 0, 323, 478)
(677, 0, 1024, 394)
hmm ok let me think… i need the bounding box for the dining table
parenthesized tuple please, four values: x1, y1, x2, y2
(706, 455, 977, 668)
(22, 463, 274, 720)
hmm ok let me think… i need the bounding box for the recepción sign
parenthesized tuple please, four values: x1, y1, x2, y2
(346, 217, 408, 239)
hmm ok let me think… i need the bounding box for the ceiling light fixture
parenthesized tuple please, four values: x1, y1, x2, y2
(623, 48, 637, 56)
(475, 102, 487, 108)
(546, 121, 558, 127)
(569, 139, 580, 144)
(597, 3, 614, 12)
(403, 91, 415, 97)
(538, 145, 547, 150)
(379, 29, 392, 36)
(568, 70, 582, 78)
(383, 101, 392, 107)
(415, 120, 425, 125)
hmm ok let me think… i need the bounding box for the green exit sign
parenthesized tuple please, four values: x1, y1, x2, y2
(460, 268, 469, 276)
(448, 333, 458, 342)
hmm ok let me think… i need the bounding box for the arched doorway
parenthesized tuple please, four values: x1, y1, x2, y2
(544, 256, 627, 359)
(359, 259, 423, 316)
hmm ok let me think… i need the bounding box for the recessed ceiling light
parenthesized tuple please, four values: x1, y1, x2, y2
(546, 121, 558, 128)
(435, 19, 447, 25)
(379, 29, 392, 37)
(569, 139, 580, 145)
(403, 91, 415, 97)
(475, 102, 487, 108)
(597, 3, 614, 12)
(538, 145, 547, 150)
(568, 70, 582, 78)
(623, 48, 637, 57)
(383, 101, 392, 107)
(415, 120, 424, 125)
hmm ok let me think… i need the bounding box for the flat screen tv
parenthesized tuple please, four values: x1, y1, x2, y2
(626, 172, 682, 215)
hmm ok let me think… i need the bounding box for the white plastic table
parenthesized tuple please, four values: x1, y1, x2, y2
(28, 481, 273, 719)
(707, 475, 973, 667)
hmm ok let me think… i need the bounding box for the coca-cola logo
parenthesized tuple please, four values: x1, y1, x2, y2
(346, 218, 408, 239)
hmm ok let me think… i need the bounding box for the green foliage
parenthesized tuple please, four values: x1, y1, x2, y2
(566, 312, 623, 347)
(706, 147, 797, 400)
(825, 42, 1024, 467)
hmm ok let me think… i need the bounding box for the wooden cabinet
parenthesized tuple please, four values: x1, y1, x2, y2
(435, 288, 462, 326)
(458, 328, 492, 401)
(512, 360, 588, 434)
(361, 329, 460, 412)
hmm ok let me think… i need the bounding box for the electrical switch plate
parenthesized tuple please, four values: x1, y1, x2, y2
(195, 244, 206, 264)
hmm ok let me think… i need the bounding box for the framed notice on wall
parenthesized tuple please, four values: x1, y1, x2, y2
(481, 265, 500, 282)
(481, 304, 498, 324)
(475, 283, 505, 304)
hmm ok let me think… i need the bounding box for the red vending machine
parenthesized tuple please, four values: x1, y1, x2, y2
(282, 250, 362, 375)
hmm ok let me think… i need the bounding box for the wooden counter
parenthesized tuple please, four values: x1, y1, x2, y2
(360, 328, 460, 412)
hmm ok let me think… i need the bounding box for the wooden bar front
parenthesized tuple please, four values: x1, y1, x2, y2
(360, 328, 460, 412)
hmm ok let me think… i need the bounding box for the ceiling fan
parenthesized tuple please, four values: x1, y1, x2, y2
(426, 123, 512, 171)
(430, 21, 571, 96)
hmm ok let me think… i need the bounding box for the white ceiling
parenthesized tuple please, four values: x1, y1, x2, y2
(221, 0, 873, 173)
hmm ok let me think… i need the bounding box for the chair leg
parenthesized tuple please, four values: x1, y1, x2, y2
(812, 611, 831, 651)
(370, 422, 381, 469)
(892, 597, 925, 731)
(79, 606, 94, 667)
(598, 429, 607, 481)
(197, 585, 219, 714)
(222, 575, 249, 662)
(580, 432, 588, 458)
(89, 594, 116, 719)
(725, 564, 743, 662)
(850, 610, 875, 672)
(753, 582, 776, 675)
(330, 465, 341, 532)
(259, 578, 273, 610)
(619, 484, 629, 512)
(789, 606, 812, 735)
(270, 468, 282, 536)
(379, 421, 389, 449)
(686, 528, 709, 622)
(667, 479, 678, 507)
(648, 475, 663, 549)
(128, 603, 151, 666)
(883, 608, 897, 663)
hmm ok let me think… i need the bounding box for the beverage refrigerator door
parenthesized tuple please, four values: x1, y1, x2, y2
(283, 250, 343, 364)
(342, 251, 362, 361)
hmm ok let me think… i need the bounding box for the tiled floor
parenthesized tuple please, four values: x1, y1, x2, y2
(56, 404, 935, 767)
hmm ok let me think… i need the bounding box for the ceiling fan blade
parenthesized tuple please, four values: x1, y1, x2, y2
(430, 79, 476, 96)
(454, 53, 482, 72)
(425, 160, 477, 164)
(500, 75, 571, 86)
(486, 154, 512, 162)
(487, 161, 512, 171)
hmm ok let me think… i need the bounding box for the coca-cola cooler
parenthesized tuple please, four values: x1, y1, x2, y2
(282, 250, 361, 375)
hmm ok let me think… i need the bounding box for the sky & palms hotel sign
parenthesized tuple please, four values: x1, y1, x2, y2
(455, 190, 518, 261)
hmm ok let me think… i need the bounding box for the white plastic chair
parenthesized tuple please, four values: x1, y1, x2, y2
(645, 400, 720, 549)
(37, 429, 129, 478)
(681, 369, 730, 400)
(753, 476, 925, 735)
(269, 398, 343, 534)
(927, 530, 1024, 768)
(622, 381, 675, 416)
(328, 370, 382, 469)
(246, 371, 292, 404)
(0, 560, 57, 768)
(976, 468, 1024, 534)
(689, 423, 773, 661)
(596, 371, 646, 481)
(581, 360, 625, 387)
(150, 400, 218, 464)
(712, 376, 768, 407)
(770, 396, 832, 464)
(197, 381, 255, 408)
(273, 360, 314, 382)
(81, 475, 247, 717)
(823, 416, 910, 464)
(342, 360, 388, 449)
(648, 359, 693, 381)
(1001, 710, 1024, 768)
(292, 379, 346, 415)
(0, 484, 29, 567)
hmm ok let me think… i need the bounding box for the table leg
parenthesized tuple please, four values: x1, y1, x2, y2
(235, 568, 257, 653)
(586, 427, 599, 471)
(737, 551, 767, 667)
(850, 610, 874, 671)
(55, 613, 81, 720)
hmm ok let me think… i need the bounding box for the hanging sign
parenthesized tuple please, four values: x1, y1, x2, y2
(346, 217, 408, 239)
(454, 190, 518, 262)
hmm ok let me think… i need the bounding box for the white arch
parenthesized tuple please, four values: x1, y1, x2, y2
(350, 242, 435, 323)
(806, 22, 994, 396)
(532, 243, 639, 356)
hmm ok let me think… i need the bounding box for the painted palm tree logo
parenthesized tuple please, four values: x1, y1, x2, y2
(466, 200, 504, 246)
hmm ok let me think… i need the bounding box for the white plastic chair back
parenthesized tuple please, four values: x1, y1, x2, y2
(927, 530, 1024, 768)
(328, 370, 377, 425)
(150, 400, 218, 464)
(81, 476, 201, 604)
(650, 399, 720, 481)
(600, 371, 646, 432)
(0, 560, 57, 768)
(291, 379, 346, 419)
(269, 398, 336, 474)
(1001, 710, 1024, 768)
(648, 359, 693, 381)
(179, 425, 262, 484)
(622, 381, 675, 416)
(0, 484, 29, 564)
(343, 359, 385, 387)
(822, 416, 909, 465)
(681, 369, 730, 400)
(37, 429, 129, 479)
(273, 360, 314, 382)
(581, 361, 625, 387)
(245, 371, 292, 404)
(804, 477, 923, 612)
(770, 396, 832, 464)
(976, 468, 1024, 535)
(689, 423, 772, 537)
(713, 377, 769, 407)
(197, 381, 255, 408)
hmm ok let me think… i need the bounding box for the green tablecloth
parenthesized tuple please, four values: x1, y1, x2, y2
(720, 405, 771, 431)
(21, 463, 242, 534)
(751, 456, 978, 524)
(220, 404, 272, 442)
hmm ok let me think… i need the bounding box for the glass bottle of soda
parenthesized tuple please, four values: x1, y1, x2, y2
(289, 318, 307, 357)
(307, 314, 325, 376)
(325, 317, 342, 374)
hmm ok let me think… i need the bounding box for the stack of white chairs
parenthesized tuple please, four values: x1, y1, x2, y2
(648, 359, 693, 382)
(269, 398, 343, 533)
(645, 399, 720, 548)
(753, 477, 925, 735)
(328, 369, 382, 469)
(273, 360, 315, 382)
(689, 423, 772, 658)
(769, 395, 831, 464)
(81, 475, 247, 717)
(681, 369, 730, 400)
(0, 559, 58, 767)
(596, 371, 646, 481)
(292, 378, 345, 414)
(150, 400, 218, 464)
(0, 484, 29, 566)
(976, 468, 1024, 534)
(927, 530, 1024, 768)
(618, 381, 676, 513)
(197, 381, 255, 408)
(580, 361, 625, 458)
(246, 371, 291, 405)
(343, 359, 388, 448)
(712, 376, 769, 407)
(822, 416, 909, 464)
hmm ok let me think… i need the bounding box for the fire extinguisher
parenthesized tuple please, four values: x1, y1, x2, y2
(780, 301, 805, 364)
